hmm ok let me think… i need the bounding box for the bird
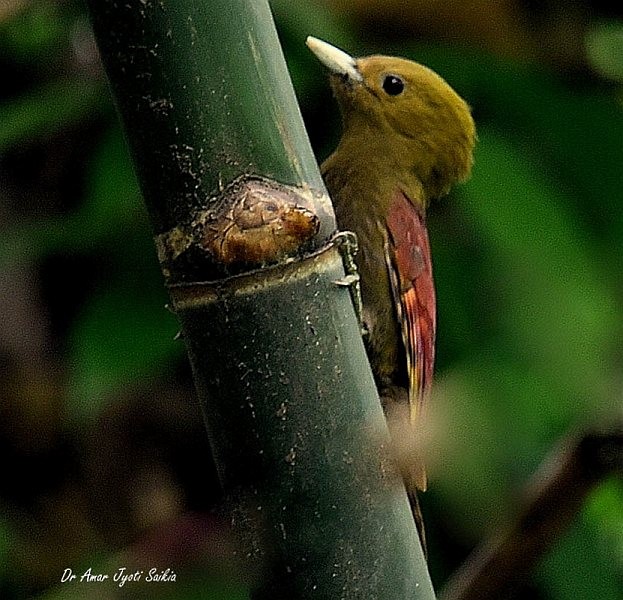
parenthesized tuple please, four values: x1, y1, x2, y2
(306, 36, 476, 551)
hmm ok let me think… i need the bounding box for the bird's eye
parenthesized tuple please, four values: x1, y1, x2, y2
(382, 75, 404, 96)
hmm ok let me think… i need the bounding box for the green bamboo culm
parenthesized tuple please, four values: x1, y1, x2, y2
(87, 0, 331, 241)
(86, 0, 434, 598)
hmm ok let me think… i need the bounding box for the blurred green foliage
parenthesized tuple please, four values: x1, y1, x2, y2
(0, 1, 66, 63)
(0, 1, 622, 599)
(586, 20, 623, 83)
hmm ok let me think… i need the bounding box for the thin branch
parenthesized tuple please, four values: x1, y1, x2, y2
(441, 425, 623, 600)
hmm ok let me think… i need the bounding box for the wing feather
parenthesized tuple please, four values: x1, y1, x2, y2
(384, 190, 436, 490)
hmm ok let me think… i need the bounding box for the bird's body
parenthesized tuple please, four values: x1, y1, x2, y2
(323, 136, 435, 401)
(307, 38, 476, 548)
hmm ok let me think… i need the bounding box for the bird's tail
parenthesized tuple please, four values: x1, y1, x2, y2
(408, 489, 427, 560)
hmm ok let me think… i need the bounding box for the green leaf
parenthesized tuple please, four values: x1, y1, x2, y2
(432, 356, 573, 539)
(67, 264, 182, 420)
(0, 1, 66, 63)
(80, 125, 143, 232)
(460, 128, 618, 403)
(586, 20, 623, 83)
(536, 516, 623, 600)
(584, 477, 623, 570)
(0, 77, 105, 150)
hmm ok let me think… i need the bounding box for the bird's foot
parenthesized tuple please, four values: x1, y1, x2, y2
(332, 230, 368, 339)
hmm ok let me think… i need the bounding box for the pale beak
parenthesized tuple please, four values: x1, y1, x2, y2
(306, 36, 363, 83)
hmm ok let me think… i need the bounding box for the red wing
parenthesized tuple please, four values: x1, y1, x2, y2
(384, 190, 436, 428)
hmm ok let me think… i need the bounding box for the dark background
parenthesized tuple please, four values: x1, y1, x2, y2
(0, 0, 622, 598)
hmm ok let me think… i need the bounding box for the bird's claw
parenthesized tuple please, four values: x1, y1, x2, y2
(334, 273, 359, 287)
(333, 230, 367, 338)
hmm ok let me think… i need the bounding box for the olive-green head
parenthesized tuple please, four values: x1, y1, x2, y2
(307, 37, 476, 200)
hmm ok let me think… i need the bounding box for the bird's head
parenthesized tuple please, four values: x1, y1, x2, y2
(307, 37, 476, 200)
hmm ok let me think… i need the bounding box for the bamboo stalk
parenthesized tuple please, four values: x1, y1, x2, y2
(86, 1, 434, 597)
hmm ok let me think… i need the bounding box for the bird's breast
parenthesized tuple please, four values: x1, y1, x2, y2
(331, 186, 404, 387)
